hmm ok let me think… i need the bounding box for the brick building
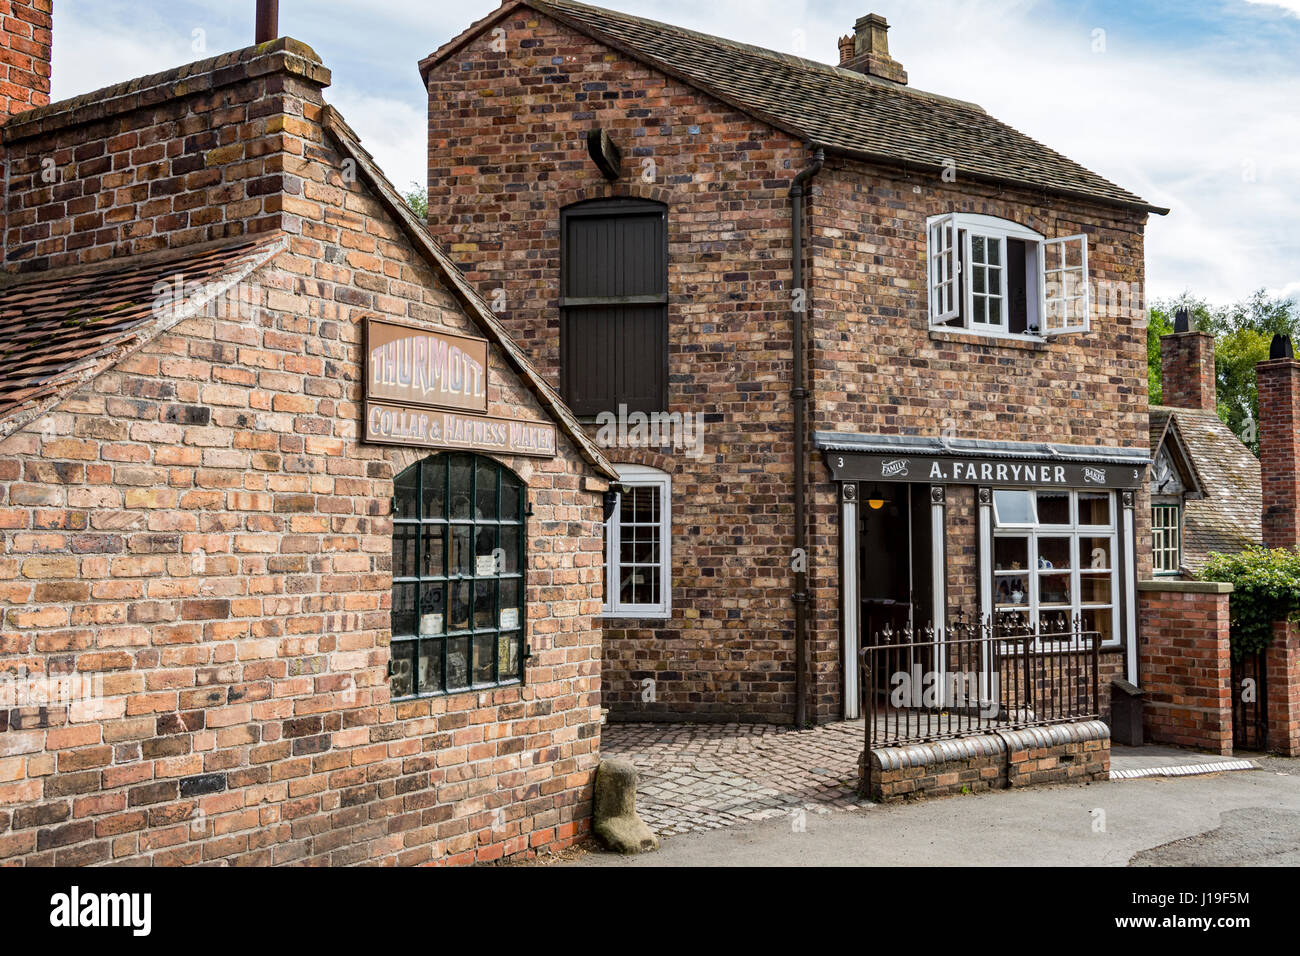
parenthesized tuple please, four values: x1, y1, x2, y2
(0, 6, 617, 865)
(423, 0, 1164, 724)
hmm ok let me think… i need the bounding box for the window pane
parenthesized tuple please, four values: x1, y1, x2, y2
(972, 235, 985, 261)
(474, 579, 496, 629)
(475, 525, 499, 574)
(418, 640, 443, 694)
(1036, 491, 1069, 525)
(393, 523, 419, 578)
(1039, 573, 1071, 606)
(451, 525, 472, 577)
(988, 239, 1001, 266)
(973, 268, 986, 294)
(1081, 608, 1113, 643)
(420, 458, 445, 519)
(445, 637, 470, 690)
(499, 525, 521, 573)
(1080, 574, 1112, 605)
(1082, 537, 1112, 570)
(395, 466, 419, 520)
(989, 297, 1001, 325)
(475, 459, 498, 519)
(418, 583, 444, 636)
(994, 536, 1029, 571)
(501, 477, 522, 521)
(1078, 492, 1111, 526)
(473, 633, 495, 684)
(450, 579, 472, 631)
(449, 455, 473, 520)
(390, 640, 415, 697)
(996, 575, 1028, 607)
(973, 297, 987, 324)
(498, 633, 521, 681)
(993, 490, 1035, 526)
(421, 525, 445, 579)
(392, 583, 417, 637)
(1037, 537, 1071, 569)
(1037, 610, 1072, 634)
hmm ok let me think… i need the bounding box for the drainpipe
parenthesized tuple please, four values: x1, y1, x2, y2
(790, 146, 824, 728)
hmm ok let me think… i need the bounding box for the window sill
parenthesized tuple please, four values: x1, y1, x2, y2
(929, 327, 1050, 351)
(391, 678, 522, 704)
(601, 610, 672, 621)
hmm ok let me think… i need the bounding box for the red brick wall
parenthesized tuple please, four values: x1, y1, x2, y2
(0, 0, 50, 121)
(1256, 357, 1300, 550)
(0, 51, 604, 865)
(1, 39, 328, 273)
(806, 162, 1151, 720)
(1137, 581, 1233, 754)
(1267, 620, 1300, 756)
(425, 9, 807, 723)
(1160, 331, 1217, 412)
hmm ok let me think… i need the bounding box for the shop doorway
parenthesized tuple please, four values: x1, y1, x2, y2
(858, 482, 935, 710)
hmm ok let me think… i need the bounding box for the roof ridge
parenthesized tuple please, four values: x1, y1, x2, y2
(533, 0, 987, 113)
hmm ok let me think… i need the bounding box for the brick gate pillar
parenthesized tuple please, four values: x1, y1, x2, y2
(1266, 620, 1300, 756)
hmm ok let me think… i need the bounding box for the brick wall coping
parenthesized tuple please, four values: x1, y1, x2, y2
(871, 720, 1110, 772)
(2, 38, 331, 145)
(1138, 579, 1233, 594)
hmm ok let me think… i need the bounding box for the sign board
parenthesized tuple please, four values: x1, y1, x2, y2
(363, 318, 557, 458)
(366, 318, 488, 413)
(825, 451, 1144, 489)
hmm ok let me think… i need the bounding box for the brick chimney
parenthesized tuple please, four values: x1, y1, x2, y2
(0, 0, 51, 122)
(1160, 308, 1217, 412)
(838, 13, 907, 85)
(1257, 334, 1300, 550)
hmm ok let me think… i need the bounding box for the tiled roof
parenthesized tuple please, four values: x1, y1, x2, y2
(1150, 405, 1261, 571)
(422, 0, 1165, 214)
(321, 107, 617, 480)
(0, 236, 286, 438)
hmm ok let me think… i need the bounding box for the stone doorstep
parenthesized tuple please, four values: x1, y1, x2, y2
(1109, 759, 1258, 781)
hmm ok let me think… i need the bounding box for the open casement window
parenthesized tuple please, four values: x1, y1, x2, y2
(928, 213, 959, 325)
(1042, 234, 1090, 335)
(926, 214, 1089, 339)
(603, 465, 671, 618)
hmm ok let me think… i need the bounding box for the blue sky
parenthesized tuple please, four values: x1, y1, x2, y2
(52, 0, 1300, 305)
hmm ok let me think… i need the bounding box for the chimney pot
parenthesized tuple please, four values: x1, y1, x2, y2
(1271, 334, 1294, 360)
(838, 35, 855, 66)
(1174, 307, 1190, 333)
(840, 12, 908, 84)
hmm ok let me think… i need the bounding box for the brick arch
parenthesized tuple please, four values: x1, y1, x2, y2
(382, 448, 538, 486)
(605, 450, 680, 477)
(554, 181, 672, 212)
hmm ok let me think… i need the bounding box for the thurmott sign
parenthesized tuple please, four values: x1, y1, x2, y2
(366, 318, 488, 413)
(362, 318, 557, 458)
(826, 451, 1144, 489)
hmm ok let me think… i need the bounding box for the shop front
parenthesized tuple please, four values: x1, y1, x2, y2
(817, 434, 1149, 720)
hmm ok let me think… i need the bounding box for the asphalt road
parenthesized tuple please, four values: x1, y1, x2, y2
(572, 759, 1300, 867)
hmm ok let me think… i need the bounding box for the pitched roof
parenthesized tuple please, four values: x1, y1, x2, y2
(321, 107, 617, 480)
(422, 0, 1166, 215)
(1150, 405, 1261, 571)
(0, 236, 286, 439)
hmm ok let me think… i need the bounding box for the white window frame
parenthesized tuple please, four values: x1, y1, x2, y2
(925, 214, 1090, 340)
(1151, 503, 1182, 575)
(602, 464, 671, 618)
(990, 489, 1120, 648)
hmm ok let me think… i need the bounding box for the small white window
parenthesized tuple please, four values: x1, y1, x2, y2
(926, 214, 1090, 339)
(1152, 504, 1182, 575)
(992, 489, 1036, 527)
(603, 465, 671, 618)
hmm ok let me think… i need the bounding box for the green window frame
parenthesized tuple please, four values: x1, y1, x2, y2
(390, 453, 526, 699)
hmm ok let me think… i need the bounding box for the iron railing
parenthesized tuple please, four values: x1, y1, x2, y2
(859, 611, 1101, 793)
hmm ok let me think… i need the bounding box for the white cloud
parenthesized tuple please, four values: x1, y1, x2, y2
(1241, 0, 1300, 16)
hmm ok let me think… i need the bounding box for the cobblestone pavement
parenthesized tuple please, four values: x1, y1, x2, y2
(600, 721, 868, 836)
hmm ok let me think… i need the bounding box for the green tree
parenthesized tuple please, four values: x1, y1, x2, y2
(403, 181, 427, 220)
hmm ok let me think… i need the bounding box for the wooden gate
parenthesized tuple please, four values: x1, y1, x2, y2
(1231, 650, 1268, 751)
